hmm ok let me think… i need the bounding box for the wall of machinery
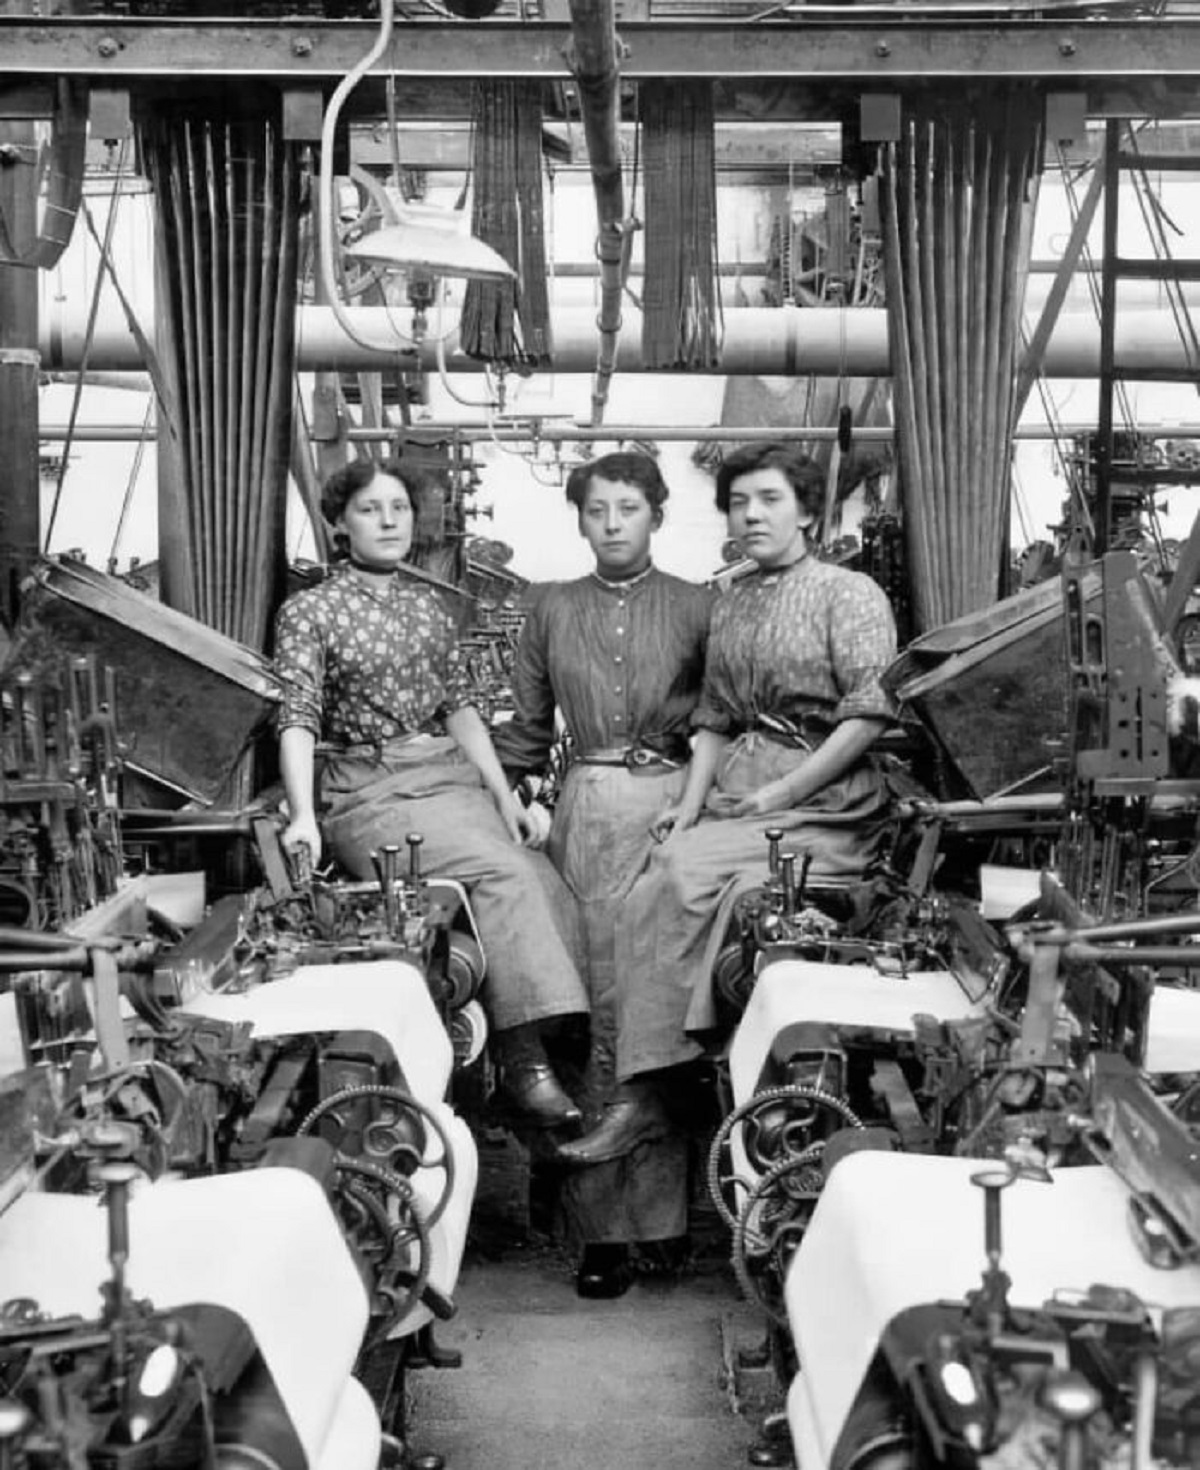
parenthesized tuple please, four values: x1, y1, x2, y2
(702, 540, 1200, 1470)
(8, 520, 1200, 1469)
(0, 697, 488, 1467)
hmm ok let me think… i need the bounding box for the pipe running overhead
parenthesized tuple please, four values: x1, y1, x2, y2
(38, 303, 1200, 379)
(567, 0, 628, 427)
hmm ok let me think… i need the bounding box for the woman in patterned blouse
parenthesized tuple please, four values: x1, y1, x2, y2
(493, 452, 713, 1297)
(603, 442, 898, 1100)
(273, 459, 589, 1129)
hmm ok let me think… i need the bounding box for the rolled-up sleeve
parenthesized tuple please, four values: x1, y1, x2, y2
(274, 598, 325, 735)
(830, 575, 898, 723)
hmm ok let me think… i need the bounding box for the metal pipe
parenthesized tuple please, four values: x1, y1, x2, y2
(34, 421, 886, 442)
(36, 420, 1200, 444)
(567, 0, 627, 426)
(41, 302, 1200, 377)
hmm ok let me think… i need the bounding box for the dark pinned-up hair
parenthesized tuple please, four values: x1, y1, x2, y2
(564, 451, 670, 514)
(320, 456, 429, 530)
(713, 442, 824, 517)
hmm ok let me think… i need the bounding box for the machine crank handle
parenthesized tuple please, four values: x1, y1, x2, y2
(390, 1272, 456, 1323)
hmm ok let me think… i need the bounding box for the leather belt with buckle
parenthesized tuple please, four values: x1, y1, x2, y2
(574, 745, 684, 770)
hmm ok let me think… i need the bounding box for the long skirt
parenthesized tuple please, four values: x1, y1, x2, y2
(615, 732, 892, 1078)
(548, 762, 690, 1246)
(321, 736, 588, 1032)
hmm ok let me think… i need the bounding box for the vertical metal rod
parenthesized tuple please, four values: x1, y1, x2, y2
(188, 118, 217, 625)
(780, 852, 797, 916)
(967, 118, 989, 626)
(920, 117, 947, 618)
(0, 272, 39, 631)
(250, 131, 277, 616)
(223, 122, 240, 634)
(881, 136, 931, 633)
(903, 125, 934, 625)
(204, 124, 224, 630)
(994, 102, 1040, 588)
(1096, 117, 1122, 556)
(949, 114, 968, 583)
(982, 118, 1008, 622)
(258, 127, 299, 651)
(236, 133, 260, 637)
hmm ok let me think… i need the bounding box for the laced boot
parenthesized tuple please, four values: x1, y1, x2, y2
(555, 1078, 669, 1166)
(492, 1023, 582, 1131)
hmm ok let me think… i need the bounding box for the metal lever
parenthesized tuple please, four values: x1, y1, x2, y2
(98, 1160, 141, 1398)
(764, 828, 783, 875)
(1041, 1371, 1102, 1470)
(970, 1166, 1015, 1337)
(380, 844, 400, 932)
(780, 852, 797, 916)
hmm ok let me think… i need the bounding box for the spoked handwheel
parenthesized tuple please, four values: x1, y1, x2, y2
(707, 1084, 863, 1230)
(731, 1143, 827, 1326)
(334, 1155, 432, 1339)
(296, 1084, 456, 1228)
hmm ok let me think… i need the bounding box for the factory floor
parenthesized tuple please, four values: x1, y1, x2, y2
(405, 1246, 773, 1470)
(401, 1126, 779, 1470)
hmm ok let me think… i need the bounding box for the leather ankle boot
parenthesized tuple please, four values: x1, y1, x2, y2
(576, 1243, 632, 1299)
(555, 1080, 668, 1166)
(493, 1024, 582, 1131)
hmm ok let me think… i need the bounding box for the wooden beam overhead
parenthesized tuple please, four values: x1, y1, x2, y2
(6, 16, 1200, 91)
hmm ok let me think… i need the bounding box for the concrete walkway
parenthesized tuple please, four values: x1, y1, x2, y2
(406, 1251, 767, 1470)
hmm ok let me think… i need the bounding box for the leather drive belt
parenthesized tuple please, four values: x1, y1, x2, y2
(574, 746, 684, 770)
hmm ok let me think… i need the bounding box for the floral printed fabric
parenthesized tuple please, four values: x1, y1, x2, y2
(693, 554, 897, 736)
(273, 563, 474, 745)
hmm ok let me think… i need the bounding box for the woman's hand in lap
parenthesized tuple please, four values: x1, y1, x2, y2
(649, 801, 700, 845)
(712, 781, 790, 819)
(517, 798, 552, 849)
(496, 794, 543, 847)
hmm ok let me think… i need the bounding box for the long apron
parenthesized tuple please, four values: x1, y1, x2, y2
(615, 731, 892, 1078)
(548, 761, 690, 1246)
(321, 736, 588, 1031)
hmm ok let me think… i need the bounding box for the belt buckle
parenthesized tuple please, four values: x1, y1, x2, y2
(625, 747, 655, 769)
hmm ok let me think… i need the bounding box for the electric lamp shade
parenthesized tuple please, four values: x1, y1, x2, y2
(343, 203, 516, 282)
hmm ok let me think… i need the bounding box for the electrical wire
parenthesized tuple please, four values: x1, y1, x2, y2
(317, 0, 398, 355)
(1125, 123, 1200, 390)
(107, 393, 154, 570)
(1059, 148, 1137, 437)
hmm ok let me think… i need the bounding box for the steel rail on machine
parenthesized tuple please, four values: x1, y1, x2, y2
(4, 16, 1200, 83)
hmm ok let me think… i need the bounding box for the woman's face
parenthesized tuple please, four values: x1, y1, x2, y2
(578, 476, 658, 579)
(337, 471, 414, 569)
(726, 465, 813, 570)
